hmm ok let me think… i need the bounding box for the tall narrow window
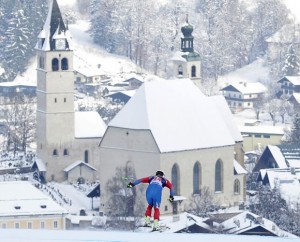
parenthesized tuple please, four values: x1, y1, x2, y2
(191, 65, 196, 77)
(61, 58, 69, 70)
(178, 65, 183, 76)
(193, 162, 201, 194)
(84, 150, 89, 163)
(52, 58, 59, 71)
(215, 160, 223, 192)
(63, 149, 69, 156)
(171, 164, 180, 195)
(53, 149, 58, 156)
(234, 179, 240, 194)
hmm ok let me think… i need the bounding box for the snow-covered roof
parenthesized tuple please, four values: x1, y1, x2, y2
(64, 160, 97, 172)
(221, 211, 296, 238)
(234, 160, 248, 175)
(0, 181, 67, 216)
(32, 158, 46, 172)
(290, 93, 300, 103)
(109, 79, 237, 152)
(75, 67, 103, 77)
(0, 80, 36, 87)
(268, 145, 288, 168)
(170, 51, 188, 62)
(239, 125, 285, 135)
(282, 76, 300, 86)
(222, 82, 267, 94)
(74, 111, 106, 138)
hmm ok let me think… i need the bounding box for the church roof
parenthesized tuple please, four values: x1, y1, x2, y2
(109, 79, 238, 153)
(75, 111, 107, 138)
(36, 0, 72, 51)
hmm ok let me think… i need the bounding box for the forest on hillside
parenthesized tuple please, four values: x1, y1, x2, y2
(0, 0, 295, 83)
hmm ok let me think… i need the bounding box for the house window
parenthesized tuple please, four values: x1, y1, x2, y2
(191, 65, 196, 77)
(178, 65, 183, 76)
(84, 150, 89, 163)
(254, 134, 261, 138)
(41, 221, 45, 229)
(171, 164, 180, 195)
(28, 222, 32, 229)
(61, 58, 69, 70)
(234, 179, 240, 194)
(54, 98, 57, 103)
(52, 58, 59, 71)
(263, 134, 270, 138)
(64, 97, 66, 102)
(53, 221, 58, 229)
(15, 223, 20, 229)
(215, 160, 223, 192)
(63, 149, 69, 156)
(53, 149, 58, 156)
(1, 223, 6, 229)
(193, 162, 201, 194)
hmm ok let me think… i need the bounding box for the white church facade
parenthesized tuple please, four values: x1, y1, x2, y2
(99, 79, 246, 214)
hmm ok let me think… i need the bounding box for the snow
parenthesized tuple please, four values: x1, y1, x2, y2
(1, 228, 300, 242)
(109, 79, 236, 152)
(74, 111, 107, 138)
(268, 145, 288, 168)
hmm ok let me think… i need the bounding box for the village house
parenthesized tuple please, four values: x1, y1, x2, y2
(220, 82, 267, 112)
(0, 181, 67, 229)
(277, 76, 300, 96)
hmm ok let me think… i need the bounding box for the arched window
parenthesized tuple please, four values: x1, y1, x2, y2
(63, 149, 69, 156)
(52, 149, 58, 156)
(215, 159, 223, 192)
(84, 150, 89, 163)
(234, 179, 240, 194)
(193, 162, 201, 194)
(52, 58, 59, 71)
(61, 58, 68, 70)
(178, 65, 183, 76)
(171, 164, 180, 195)
(191, 65, 196, 77)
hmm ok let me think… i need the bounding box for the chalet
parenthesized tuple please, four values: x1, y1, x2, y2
(105, 90, 136, 104)
(239, 125, 284, 152)
(123, 76, 144, 90)
(0, 181, 67, 229)
(253, 144, 300, 172)
(220, 82, 267, 112)
(277, 76, 300, 96)
(0, 80, 36, 97)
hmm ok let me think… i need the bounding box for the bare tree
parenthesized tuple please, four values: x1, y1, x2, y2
(105, 163, 144, 230)
(188, 186, 220, 217)
(0, 95, 36, 156)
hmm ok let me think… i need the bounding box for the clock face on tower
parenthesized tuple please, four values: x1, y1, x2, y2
(55, 39, 66, 50)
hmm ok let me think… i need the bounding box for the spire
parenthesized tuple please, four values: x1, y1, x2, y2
(181, 14, 194, 52)
(36, 0, 72, 51)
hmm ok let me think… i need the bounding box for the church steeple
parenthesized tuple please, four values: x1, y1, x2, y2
(36, 0, 72, 51)
(181, 14, 194, 53)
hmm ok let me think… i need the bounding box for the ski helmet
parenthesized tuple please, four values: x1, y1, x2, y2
(156, 170, 164, 177)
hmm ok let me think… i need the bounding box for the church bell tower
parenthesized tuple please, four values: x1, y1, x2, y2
(36, 0, 74, 181)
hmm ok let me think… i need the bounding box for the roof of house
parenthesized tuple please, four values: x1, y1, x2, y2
(239, 125, 285, 135)
(220, 211, 296, 237)
(0, 181, 67, 217)
(108, 79, 240, 153)
(220, 82, 267, 94)
(75, 111, 106, 138)
(63, 160, 97, 172)
(278, 76, 300, 86)
(288, 93, 300, 103)
(75, 67, 103, 77)
(234, 160, 248, 175)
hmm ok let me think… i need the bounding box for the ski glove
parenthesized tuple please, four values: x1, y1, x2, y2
(127, 182, 134, 188)
(169, 196, 174, 202)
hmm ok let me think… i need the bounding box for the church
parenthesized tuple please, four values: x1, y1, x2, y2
(34, 0, 246, 214)
(35, 0, 106, 183)
(98, 17, 246, 213)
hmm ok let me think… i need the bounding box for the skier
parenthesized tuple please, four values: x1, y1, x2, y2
(127, 170, 175, 230)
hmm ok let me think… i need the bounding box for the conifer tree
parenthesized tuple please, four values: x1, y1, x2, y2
(282, 44, 300, 76)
